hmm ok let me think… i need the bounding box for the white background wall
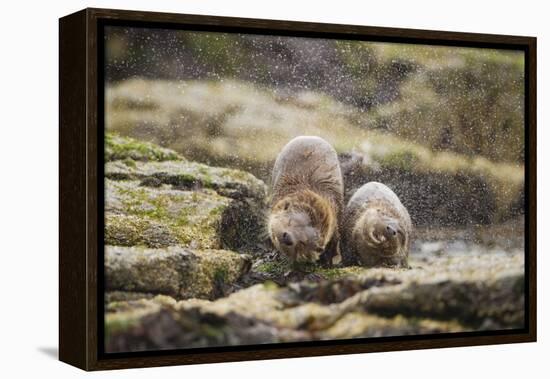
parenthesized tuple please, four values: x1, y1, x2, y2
(0, 0, 546, 377)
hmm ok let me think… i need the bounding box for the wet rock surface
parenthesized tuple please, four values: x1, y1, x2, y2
(103, 134, 525, 353)
(106, 248, 524, 352)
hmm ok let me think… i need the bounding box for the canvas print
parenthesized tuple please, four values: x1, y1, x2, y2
(102, 26, 525, 353)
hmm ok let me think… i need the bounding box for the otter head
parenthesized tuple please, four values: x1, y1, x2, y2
(354, 206, 407, 257)
(268, 193, 332, 263)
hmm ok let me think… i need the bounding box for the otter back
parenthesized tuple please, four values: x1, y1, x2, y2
(271, 136, 344, 205)
(270, 136, 344, 265)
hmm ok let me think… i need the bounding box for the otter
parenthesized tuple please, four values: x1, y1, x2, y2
(343, 182, 412, 267)
(268, 136, 344, 266)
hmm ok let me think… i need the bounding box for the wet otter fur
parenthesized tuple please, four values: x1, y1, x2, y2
(343, 182, 412, 267)
(268, 136, 344, 266)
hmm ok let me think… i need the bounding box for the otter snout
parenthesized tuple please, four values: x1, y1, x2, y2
(279, 232, 294, 246)
(385, 224, 397, 237)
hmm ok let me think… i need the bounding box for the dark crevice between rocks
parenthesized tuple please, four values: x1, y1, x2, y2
(220, 199, 267, 253)
(286, 276, 402, 305)
(109, 170, 264, 203)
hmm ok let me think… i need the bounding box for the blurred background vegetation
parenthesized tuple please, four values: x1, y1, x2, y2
(104, 26, 525, 227)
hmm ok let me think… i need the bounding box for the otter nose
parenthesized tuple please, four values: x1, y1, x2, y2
(386, 225, 397, 236)
(280, 232, 293, 246)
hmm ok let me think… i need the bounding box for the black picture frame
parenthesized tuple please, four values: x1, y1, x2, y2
(59, 7, 537, 371)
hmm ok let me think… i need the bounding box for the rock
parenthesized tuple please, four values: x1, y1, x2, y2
(318, 313, 463, 340)
(105, 214, 178, 248)
(348, 274, 524, 328)
(290, 248, 525, 330)
(105, 295, 306, 353)
(103, 134, 268, 302)
(104, 133, 267, 251)
(105, 246, 252, 300)
(104, 248, 524, 351)
(105, 179, 265, 251)
(106, 179, 231, 249)
(105, 159, 266, 201)
(105, 133, 182, 162)
(105, 291, 156, 304)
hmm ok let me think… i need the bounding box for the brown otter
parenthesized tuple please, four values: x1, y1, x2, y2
(268, 136, 344, 266)
(343, 182, 412, 267)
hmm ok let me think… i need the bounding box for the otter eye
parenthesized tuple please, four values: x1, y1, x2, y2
(284, 202, 289, 210)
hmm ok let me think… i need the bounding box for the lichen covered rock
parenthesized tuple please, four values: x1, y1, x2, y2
(105, 133, 182, 162)
(104, 133, 267, 251)
(105, 248, 524, 352)
(105, 294, 306, 352)
(105, 246, 252, 300)
(105, 180, 234, 249)
(319, 313, 463, 339)
(103, 134, 267, 302)
(106, 159, 266, 201)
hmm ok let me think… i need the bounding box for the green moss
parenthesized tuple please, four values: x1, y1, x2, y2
(200, 323, 226, 338)
(256, 261, 288, 276)
(107, 179, 232, 250)
(202, 175, 214, 188)
(213, 267, 229, 285)
(104, 312, 141, 344)
(223, 168, 249, 181)
(119, 188, 168, 220)
(105, 133, 181, 162)
(184, 249, 251, 299)
(209, 205, 226, 217)
(262, 281, 279, 291)
(291, 261, 319, 272)
(105, 214, 155, 247)
(255, 261, 367, 281)
(318, 266, 367, 280)
(122, 157, 137, 168)
(377, 150, 420, 171)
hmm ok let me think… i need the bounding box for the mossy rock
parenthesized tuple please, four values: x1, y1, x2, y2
(105, 178, 265, 251)
(253, 258, 370, 285)
(106, 180, 230, 249)
(104, 248, 524, 352)
(105, 158, 266, 201)
(319, 313, 463, 339)
(105, 214, 178, 248)
(105, 291, 156, 304)
(104, 133, 268, 250)
(104, 294, 289, 353)
(105, 133, 182, 162)
(352, 273, 524, 328)
(105, 246, 252, 300)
